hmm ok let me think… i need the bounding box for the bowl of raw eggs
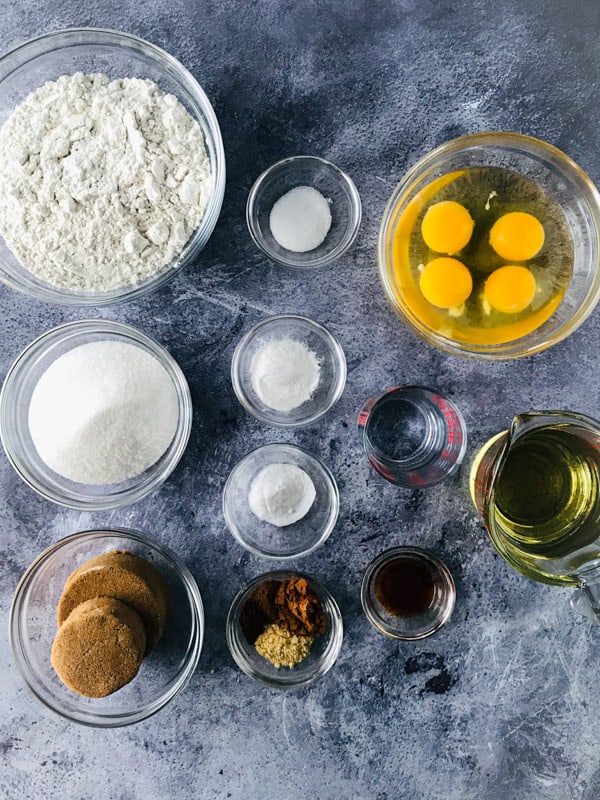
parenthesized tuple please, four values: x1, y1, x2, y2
(378, 131, 600, 359)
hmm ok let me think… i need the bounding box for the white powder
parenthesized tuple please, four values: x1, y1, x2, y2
(269, 185, 332, 252)
(28, 340, 179, 484)
(250, 337, 321, 412)
(0, 72, 212, 291)
(248, 463, 316, 527)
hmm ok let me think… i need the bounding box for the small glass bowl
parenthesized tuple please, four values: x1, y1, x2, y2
(222, 443, 339, 559)
(246, 155, 361, 268)
(9, 528, 204, 727)
(378, 131, 600, 359)
(226, 571, 343, 688)
(0, 319, 192, 510)
(0, 28, 225, 304)
(231, 314, 346, 428)
(361, 547, 456, 640)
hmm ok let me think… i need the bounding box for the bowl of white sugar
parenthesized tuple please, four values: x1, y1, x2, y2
(246, 155, 361, 268)
(222, 444, 340, 560)
(231, 314, 347, 428)
(0, 319, 192, 509)
(0, 28, 225, 304)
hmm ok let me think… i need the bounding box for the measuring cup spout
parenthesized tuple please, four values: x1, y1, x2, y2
(571, 575, 600, 625)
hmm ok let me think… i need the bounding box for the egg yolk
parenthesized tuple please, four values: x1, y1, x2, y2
(489, 212, 545, 261)
(421, 201, 474, 254)
(484, 265, 537, 313)
(419, 257, 473, 309)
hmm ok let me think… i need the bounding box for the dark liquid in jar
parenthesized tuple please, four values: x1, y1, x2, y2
(374, 556, 435, 617)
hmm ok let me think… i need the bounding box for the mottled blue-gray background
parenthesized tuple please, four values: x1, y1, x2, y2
(1, 1, 600, 798)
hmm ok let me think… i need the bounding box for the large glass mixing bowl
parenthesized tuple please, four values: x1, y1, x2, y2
(0, 27, 225, 304)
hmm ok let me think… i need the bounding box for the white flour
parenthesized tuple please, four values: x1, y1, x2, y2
(0, 73, 212, 291)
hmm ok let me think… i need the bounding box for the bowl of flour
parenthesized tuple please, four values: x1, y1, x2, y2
(0, 28, 225, 304)
(0, 319, 192, 509)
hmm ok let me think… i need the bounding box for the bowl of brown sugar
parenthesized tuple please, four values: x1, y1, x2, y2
(226, 571, 343, 688)
(9, 528, 204, 727)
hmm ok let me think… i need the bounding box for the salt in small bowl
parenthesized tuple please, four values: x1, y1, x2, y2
(246, 155, 361, 268)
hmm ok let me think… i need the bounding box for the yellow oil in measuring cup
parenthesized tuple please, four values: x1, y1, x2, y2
(470, 412, 600, 586)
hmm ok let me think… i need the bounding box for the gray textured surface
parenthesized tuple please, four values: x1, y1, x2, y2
(1, 1, 600, 798)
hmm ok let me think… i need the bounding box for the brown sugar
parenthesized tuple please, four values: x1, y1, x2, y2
(51, 597, 146, 698)
(57, 550, 170, 653)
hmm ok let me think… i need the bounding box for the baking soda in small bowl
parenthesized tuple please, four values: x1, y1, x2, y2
(231, 314, 347, 428)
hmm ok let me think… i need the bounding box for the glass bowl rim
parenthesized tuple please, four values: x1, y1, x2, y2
(9, 526, 204, 727)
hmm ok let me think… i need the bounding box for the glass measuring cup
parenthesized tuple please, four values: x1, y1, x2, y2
(357, 386, 467, 487)
(470, 410, 600, 618)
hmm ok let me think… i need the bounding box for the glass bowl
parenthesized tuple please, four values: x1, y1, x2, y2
(0, 319, 192, 510)
(226, 570, 343, 688)
(9, 528, 204, 727)
(246, 155, 361, 268)
(222, 443, 339, 559)
(231, 314, 347, 428)
(0, 27, 225, 304)
(361, 546, 456, 640)
(378, 131, 600, 359)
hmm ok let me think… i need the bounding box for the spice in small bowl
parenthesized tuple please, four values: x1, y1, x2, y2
(222, 443, 339, 560)
(226, 571, 343, 688)
(361, 547, 456, 640)
(246, 155, 361, 269)
(231, 314, 346, 428)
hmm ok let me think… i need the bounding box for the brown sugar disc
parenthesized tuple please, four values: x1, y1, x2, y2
(51, 596, 146, 698)
(57, 550, 170, 652)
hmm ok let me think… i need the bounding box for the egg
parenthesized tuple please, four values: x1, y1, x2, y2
(419, 257, 473, 309)
(489, 211, 545, 261)
(483, 265, 537, 313)
(420, 200, 474, 254)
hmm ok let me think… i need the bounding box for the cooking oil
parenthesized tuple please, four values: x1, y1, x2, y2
(477, 426, 600, 585)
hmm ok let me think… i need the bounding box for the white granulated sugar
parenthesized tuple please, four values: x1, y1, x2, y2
(269, 185, 332, 252)
(248, 463, 316, 527)
(250, 337, 321, 412)
(28, 340, 179, 485)
(0, 73, 212, 291)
